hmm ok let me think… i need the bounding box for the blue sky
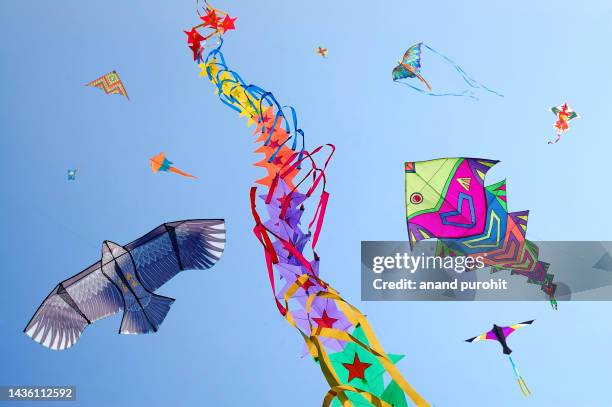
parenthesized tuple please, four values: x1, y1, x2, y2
(1, 1, 612, 406)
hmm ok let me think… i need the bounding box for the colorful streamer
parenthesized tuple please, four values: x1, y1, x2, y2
(186, 3, 429, 406)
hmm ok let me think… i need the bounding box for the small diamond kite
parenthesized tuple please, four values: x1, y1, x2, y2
(86, 71, 129, 100)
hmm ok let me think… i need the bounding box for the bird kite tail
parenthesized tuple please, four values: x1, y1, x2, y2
(508, 356, 531, 396)
(548, 133, 562, 144)
(168, 166, 197, 178)
(415, 72, 433, 91)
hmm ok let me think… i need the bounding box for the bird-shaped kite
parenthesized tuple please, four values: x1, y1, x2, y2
(392, 42, 432, 91)
(67, 169, 77, 180)
(24, 219, 225, 350)
(85, 71, 129, 100)
(315, 46, 328, 58)
(466, 320, 534, 396)
(549, 103, 579, 144)
(150, 152, 197, 179)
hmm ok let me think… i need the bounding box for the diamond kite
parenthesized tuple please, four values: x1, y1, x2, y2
(549, 103, 580, 144)
(24, 220, 225, 350)
(466, 320, 534, 396)
(150, 152, 197, 179)
(85, 71, 129, 100)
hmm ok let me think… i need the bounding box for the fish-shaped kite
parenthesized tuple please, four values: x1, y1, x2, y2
(150, 152, 197, 179)
(85, 71, 129, 100)
(405, 158, 557, 307)
(315, 46, 328, 58)
(392, 42, 432, 91)
(24, 220, 225, 350)
(466, 320, 534, 396)
(549, 103, 579, 144)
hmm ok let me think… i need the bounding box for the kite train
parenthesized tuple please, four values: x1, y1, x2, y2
(24, 220, 225, 350)
(405, 158, 557, 308)
(548, 103, 579, 144)
(392, 42, 503, 99)
(85, 71, 129, 100)
(188, 3, 429, 406)
(150, 152, 197, 179)
(466, 320, 534, 396)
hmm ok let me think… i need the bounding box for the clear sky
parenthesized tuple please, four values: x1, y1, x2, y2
(1, 1, 612, 406)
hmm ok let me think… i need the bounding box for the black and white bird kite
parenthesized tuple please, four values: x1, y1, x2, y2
(24, 219, 225, 350)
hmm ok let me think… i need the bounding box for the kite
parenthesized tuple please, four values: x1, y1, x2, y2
(316, 46, 329, 58)
(466, 320, 534, 396)
(187, 3, 429, 406)
(392, 42, 503, 99)
(548, 103, 579, 144)
(150, 152, 197, 179)
(67, 169, 77, 180)
(392, 43, 432, 91)
(405, 158, 557, 308)
(24, 220, 225, 350)
(85, 71, 129, 100)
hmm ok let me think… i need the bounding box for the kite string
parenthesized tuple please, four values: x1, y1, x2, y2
(422, 44, 504, 98)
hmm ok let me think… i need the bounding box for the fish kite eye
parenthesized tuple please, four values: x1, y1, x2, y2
(410, 192, 423, 204)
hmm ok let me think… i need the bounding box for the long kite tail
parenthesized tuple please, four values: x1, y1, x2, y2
(548, 133, 562, 144)
(188, 3, 429, 406)
(168, 166, 197, 178)
(508, 356, 531, 396)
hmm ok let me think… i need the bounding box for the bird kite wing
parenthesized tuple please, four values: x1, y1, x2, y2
(501, 320, 534, 338)
(402, 42, 423, 71)
(24, 263, 124, 350)
(465, 320, 535, 343)
(465, 330, 496, 343)
(125, 220, 226, 292)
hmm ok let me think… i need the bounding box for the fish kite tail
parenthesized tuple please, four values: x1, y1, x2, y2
(169, 166, 197, 178)
(508, 356, 531, 396)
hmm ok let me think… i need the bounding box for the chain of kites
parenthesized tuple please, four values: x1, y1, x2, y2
(185, 3, 429, 407)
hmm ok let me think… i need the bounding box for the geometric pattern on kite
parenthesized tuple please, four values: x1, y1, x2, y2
(85, 71, 129, 100)
(190, 4, 430, 406)
(405, 158, 557, 302)
(24, 219, 225, 350)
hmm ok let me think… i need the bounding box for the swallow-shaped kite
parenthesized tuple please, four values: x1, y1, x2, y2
(315, 46, 328, 58)
(86, 71, 129, 100)
(392, 42, 432, 91)
(466, 320, 534, 396)
(150, 152, 197, 179)
(24, 220, 225, 350)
